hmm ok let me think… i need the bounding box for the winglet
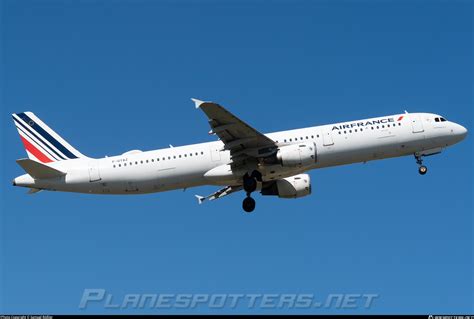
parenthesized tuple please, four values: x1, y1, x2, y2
(191, 98, 205, 109)
(195, 195, 205, 204)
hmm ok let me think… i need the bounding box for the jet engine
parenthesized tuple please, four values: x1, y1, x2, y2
(263, 143, 316, 167)
(261, 174, 312, 199)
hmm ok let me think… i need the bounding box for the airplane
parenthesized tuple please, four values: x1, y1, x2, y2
(12, 99, 468, 213)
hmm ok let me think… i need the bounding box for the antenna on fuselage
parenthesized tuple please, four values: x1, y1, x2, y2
(404, 110, 409, 114)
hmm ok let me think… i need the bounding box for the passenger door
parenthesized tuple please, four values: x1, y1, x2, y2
(411, 115, 424, 133)
(88, 162, 101, 182)
(210, 145, 221, 161)
(322, 128, 334, 146)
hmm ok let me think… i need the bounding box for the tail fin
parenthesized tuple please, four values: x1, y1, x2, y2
(12, 112, 87, 163)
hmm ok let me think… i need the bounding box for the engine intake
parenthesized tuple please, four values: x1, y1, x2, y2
(261, 174, 312, 199)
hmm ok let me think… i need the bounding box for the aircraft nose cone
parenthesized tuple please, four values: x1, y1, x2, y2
(457, 124, 468, 139)
(12, 178, 16, 186)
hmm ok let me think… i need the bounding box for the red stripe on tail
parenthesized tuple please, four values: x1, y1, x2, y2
(20, 135, 53, 163)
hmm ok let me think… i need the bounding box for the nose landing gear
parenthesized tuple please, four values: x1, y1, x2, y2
(415, 154, 428, 175)
(242, 171, 262, 213)
(418, 165, 428, 175)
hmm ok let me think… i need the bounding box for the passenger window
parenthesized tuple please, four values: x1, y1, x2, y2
(113, 165, 116, 168)
(119, 164, 121, 167)
(355, 129, 358, 132)
(338, 131, 341, 134)
(201, 151, 204, 155)
(311, 135, 314, 138)
(398, 123, 401, 126)
(179, 155, 182, 158)
(124, 163, 127, 167)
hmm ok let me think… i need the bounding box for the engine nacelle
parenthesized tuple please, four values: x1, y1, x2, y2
(261, 174, 312, 199)
(276, 143, 316, 167)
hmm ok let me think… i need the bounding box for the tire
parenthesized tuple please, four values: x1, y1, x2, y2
(418, 165, 428, 175)
(242, 197, 256, 213)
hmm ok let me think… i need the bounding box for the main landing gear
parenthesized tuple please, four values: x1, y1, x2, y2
(242, 196, 256, 213)
(415, 154, 428, 175)
(242, 171, 262, 213)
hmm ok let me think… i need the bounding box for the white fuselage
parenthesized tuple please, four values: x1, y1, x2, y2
(13, 112, 467, 194)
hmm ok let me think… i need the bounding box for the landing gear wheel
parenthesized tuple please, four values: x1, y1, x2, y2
(243, 173, 257, 193)
(418, 165, 428, 175)
(414, 154, 428, 176)
(242, 196, 256, 213)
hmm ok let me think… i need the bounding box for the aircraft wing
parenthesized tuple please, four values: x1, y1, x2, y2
(193, 99, 277, 164)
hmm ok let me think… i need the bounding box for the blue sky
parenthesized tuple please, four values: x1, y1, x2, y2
(1, 0, 472, 314)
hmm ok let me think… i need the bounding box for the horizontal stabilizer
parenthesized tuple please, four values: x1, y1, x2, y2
(16, 158, 66, 179)
(195, 195, 205, 204)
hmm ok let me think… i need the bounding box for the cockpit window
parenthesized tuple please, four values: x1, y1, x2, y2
(440, 117, 447, 122)
(435, 118, 439, 122)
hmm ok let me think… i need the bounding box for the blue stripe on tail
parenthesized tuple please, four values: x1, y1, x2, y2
(16, 112, 78, 159)
(13, 116, 67, 160)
